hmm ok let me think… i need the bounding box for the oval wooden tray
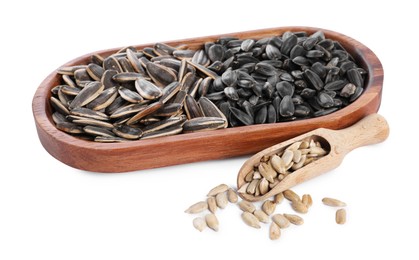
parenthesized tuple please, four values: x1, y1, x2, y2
(32, 26, 383, 173)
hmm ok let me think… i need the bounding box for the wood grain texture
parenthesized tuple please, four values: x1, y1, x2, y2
(237, 114, 389, 202)
(32, 26, 384, 173)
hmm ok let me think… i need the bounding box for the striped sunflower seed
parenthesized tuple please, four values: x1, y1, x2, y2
(69, 82, 104, 109)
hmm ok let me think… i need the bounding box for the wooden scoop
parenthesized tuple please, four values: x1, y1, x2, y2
(237, 114, 389, 202)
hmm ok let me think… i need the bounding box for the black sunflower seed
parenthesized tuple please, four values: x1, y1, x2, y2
(276, 81, 295, 98)
(279, 95, 295, 117)
(347, 68, 364, 88)
(281, 33, 298, 56)
(230, 107, 254, 125)
(304, 69, 324, 90)
(255, 106, 267, 124)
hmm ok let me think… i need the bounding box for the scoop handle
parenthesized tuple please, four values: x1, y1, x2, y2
(333, 114, 389, 153)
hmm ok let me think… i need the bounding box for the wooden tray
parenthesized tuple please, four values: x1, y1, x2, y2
(32, 26, 383, 173)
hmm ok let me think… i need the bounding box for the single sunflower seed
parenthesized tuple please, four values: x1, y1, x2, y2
(238, 200, 256, 213)
(227, 188, 238, 203)
(291, 200, 308, 214)
(185, 201, 208, 214)
(283, 190, 301, 202)
(302, 194, 313, 208)
(273, 193, 284, 204)
(207, 184, 229, 196)
(205, 214, 219, 231)
(253, 210, 270, 223)
(272, 214, 291, 229)
(336, 209, 346, 224)
(241, 212, 261, 229)
(283, 213, 304, 225)
(322, 197, 347, 207)
(193, 217, 207, 232)
(215, 192, 228, 209)
(269, 222, 281, 240)
(207, 197, 217, 214)
(262, 200, 276, 215)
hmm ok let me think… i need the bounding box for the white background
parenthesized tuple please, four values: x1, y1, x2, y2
(1, 1, 418, 259)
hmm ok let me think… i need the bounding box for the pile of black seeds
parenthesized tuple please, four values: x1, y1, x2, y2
(201, 30, 366, 126)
